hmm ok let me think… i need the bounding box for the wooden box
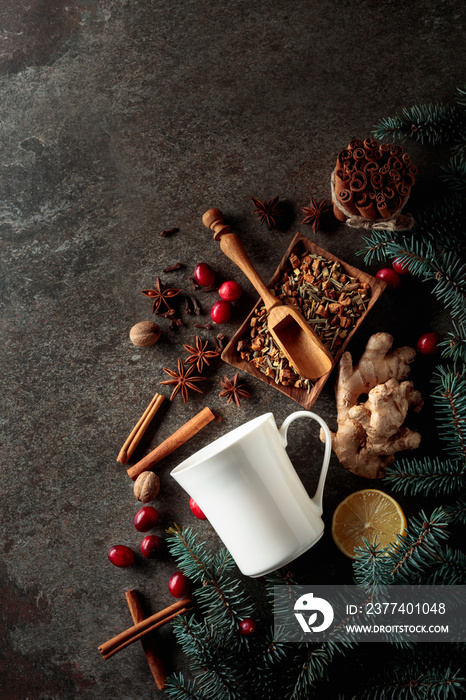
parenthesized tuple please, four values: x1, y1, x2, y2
(221, 232, 386, 408)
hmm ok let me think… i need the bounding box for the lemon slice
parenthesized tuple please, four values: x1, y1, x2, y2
(331, 489, 407, 559)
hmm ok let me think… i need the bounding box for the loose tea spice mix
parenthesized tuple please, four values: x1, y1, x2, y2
(237, 249, 371, 391)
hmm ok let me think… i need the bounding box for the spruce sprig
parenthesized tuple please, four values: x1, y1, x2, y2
(353, 539, 394, 586)
(372, 102, 466, 147)
(166, 526, 254, 636)
(358, 232, 466, 322)
(353, 509, 450, 585)
(441, 155, 466, 191)
(164, 672, 206, 700)
(388, 509, 450, 583)
(444, 496, 466, 525)
(427, 546, 466, 584)
(385, 456, 466, 497)
(362, 666, 465, 700)
(431, 365, 466, 461)
(440, 320, 466, 363)
(288, 645, 337, 699)
(165, 524, 218, 582)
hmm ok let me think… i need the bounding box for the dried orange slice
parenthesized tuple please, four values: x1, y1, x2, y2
(331, 489, 407, 559)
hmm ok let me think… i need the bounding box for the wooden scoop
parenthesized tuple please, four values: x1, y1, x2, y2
(203, 208, 333, 380)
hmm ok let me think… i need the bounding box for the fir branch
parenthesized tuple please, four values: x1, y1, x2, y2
(195, 574, 255, 635)
(456, 85, 466, 108)
(444, 496, 466, 525)
(171, 615, 219, 670)
(428, 546, 466, 584)
(385, 457, 466, 497)
(265, 566, 298, 616)
(196, 660, 249, 700)
(166, 527, 254, 639)
(429, 251, 466, 321)
(165, 672, 205, 700)
(353, 539, 393, 586)
(372, 103, 466, 146)
(355, 510, 451, 585)
(289, 644, 336, 699)
(357, 230, 405, 266)
(431, 365, 466, 461)
(362, 666, 465, 700)
(441, 155, 466, 192)
(440, 320, 466, 363)
(260, 625, 290, 665)
(166, 525, 216, 583)
(412, 198, 466, 253)
(389, 508, 450, 583)
(393, 643, 466, 675)
(358, 233, 466, 322)
(171, 616, 249, 700)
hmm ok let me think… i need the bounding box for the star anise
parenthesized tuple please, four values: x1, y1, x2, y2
(301, 198, 331, 233)
(160, 358, 206, 403)
(251, 196, 283, 229)
(183, 336, 220, 373)
(219, 373, 251, 407)
(142, 277, 181, 313)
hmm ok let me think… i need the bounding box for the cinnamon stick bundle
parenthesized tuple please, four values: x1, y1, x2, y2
(331, 137, 417, 227)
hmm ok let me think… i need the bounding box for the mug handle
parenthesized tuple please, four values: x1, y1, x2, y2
(278, 411, 332, 516)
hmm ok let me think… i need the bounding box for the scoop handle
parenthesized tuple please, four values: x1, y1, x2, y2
(202, 208, 280, 312)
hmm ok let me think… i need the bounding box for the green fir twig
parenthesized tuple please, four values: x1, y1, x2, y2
(432, 366, 466, 461)
(385, 457, 466, 497)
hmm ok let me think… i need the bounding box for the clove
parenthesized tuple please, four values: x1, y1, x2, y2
(189, 295, 202, 315)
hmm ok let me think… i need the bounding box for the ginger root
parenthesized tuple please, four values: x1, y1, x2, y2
(322, 333, 423, 478)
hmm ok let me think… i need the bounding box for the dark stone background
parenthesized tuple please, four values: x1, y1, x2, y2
(1, 1, 464, 697)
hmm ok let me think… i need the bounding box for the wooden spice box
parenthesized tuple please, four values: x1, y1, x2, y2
(221, 232, 386, 408)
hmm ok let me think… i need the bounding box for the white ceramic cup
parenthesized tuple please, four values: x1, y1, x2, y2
(170, 411, 332, 577)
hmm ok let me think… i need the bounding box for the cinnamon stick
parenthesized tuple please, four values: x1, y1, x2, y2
(349, 171, 367, 193)
(376, 193, 391, 218)
(125, 590, 167, 689)
(352, 147, 365, 161)
(337, 188, 357, 214)
(117, 393, 165, 464)
(127, 406, 219, 480)
(347, 138, 363, 150)
(355, 192, 376, 219)
(98, 597, 193, 660)
(363, 160, 379, 174)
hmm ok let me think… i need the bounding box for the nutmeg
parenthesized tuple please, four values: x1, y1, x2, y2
(129, 321, 161, 347)
(134, 471, 161, 503)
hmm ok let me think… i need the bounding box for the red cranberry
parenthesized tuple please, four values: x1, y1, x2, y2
(219, 280, 242, 302)
(193, 263, 215, 287)
(108, 545, 135, 568)
(239, 618, 257, 635)
(189, 497, 207, 520)
(134, 506, 159, 532)
(417, 332, 441, 355)
(141, 535, 164, 559)
(211, 299, 232, 323)
(375, 267, 402, 291)
(168, 571, 191, 598)
(392, 259, 410, 276)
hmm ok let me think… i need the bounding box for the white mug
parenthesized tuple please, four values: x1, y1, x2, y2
(170, 411, 332, 578)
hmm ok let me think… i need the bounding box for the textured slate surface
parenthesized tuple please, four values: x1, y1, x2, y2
(1, 1, 464, 697)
